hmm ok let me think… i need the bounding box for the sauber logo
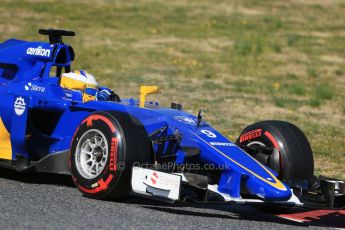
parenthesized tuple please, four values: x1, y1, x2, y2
(150, 172, 159, 185)
(239, 129, 262, 143)
(26, 46, 51, 57)
(146, 171, 180, 189)
(14, 97, 26, 116)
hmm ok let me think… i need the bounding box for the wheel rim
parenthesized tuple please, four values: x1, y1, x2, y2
(247, 141, 266, 147)
(246, 139, 281, 176)
(75, 129, 109, 179)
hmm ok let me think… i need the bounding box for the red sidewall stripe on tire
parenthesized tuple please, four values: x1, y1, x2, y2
(264, 131, 283, 173)
(74, 114, 119, 194)
(82, 115, 116, 133)
(78, 174, 114, 194)
(264, 131, 280, 150)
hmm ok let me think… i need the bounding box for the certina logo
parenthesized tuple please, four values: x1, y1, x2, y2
(174, 116, 197, 125)
(14, 97, 26, 116)
(25, 82, 45, 93)
(210, 142, 236, 147)
(26, 46, 51, 57)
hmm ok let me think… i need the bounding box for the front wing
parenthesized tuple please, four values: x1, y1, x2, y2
(131, 167, 345, 209)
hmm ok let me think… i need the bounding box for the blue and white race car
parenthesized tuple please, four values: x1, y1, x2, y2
(0, 29, 344, 208)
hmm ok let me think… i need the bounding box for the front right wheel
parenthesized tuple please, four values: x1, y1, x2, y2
(69, 111, 152, 200)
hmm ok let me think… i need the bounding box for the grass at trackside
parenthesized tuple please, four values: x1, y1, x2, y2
(0, 0, 344, 178)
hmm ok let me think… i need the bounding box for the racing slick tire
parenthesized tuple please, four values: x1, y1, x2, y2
(69, 111, 152, 200)
(236, 120, 314, 182)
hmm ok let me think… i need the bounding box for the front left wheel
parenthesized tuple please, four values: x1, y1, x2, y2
(69, 111, 152, 200)
(236, 120, 314, 182)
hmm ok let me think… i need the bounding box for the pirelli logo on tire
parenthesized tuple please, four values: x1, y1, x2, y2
(109, 137, 118, 171)
(239, 129, 262, 143)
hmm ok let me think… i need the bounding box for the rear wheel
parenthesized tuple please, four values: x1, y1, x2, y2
(69, 111, 152, 200)
(236, 120, 314, 182)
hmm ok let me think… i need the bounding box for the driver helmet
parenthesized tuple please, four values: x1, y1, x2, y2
(60, 70, 98, 102)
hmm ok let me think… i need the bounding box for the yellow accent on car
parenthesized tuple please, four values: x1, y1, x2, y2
(0, 117, 12, 160)
(82, 94, 96, 103)
(139, 86, 160, 108)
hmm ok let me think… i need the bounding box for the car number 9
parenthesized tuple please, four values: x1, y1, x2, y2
(200, 130, 217, 138)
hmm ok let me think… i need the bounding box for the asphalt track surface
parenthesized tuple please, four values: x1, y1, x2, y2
(0, 168, 344, 230)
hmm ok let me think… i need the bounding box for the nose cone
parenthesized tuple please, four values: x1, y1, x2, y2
(245, 176, 292, 201)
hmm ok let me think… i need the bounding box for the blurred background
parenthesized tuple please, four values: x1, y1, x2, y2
(0, 0, 344, 178)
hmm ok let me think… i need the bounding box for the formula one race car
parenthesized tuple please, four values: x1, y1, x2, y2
(0, 29, 344, 209)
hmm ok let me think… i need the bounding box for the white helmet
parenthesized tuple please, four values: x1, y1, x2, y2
(61, 70, 98, 89)
(60, 70, 98, 102)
